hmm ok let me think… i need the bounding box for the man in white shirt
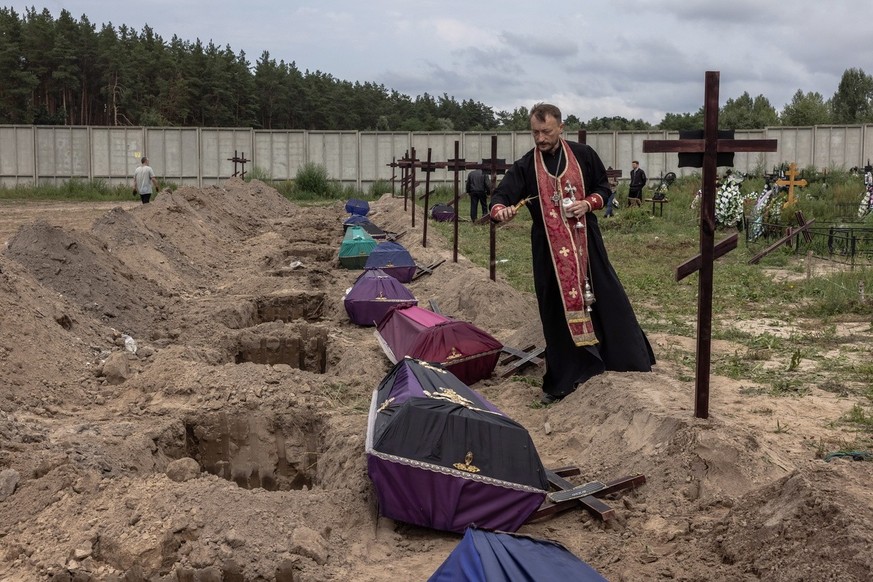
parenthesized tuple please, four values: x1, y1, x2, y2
(133, 156, 159, 204)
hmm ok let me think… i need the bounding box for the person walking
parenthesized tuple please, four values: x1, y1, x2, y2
(604, 168, 619, 218)
(133, 156, 159, 204)
(628, 160, 647, 207)
(490, 103, 654, 404)
(466, 168, 492, 222)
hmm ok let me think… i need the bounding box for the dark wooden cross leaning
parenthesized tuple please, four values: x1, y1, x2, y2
(643, 71, 777, 419)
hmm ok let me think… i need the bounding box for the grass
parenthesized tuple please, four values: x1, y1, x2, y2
(423, 171, 873, 416)
(0, 178, 149, 201)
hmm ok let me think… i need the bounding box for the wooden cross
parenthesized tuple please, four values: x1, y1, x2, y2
(412, 259, 446, 281)
(643, 71, 777, 419)
(526, 468, 646, 522)
(776, 162, 808, 206)
(498, 344, 545, 378)
(445, 141, 471, 262)
(386, 157, 399, 195)
(479, 136, 513, 281)
(418, 147, 447, 245)
(748, 212, 816, 264)
(397, 150, 420, 212)
(227, 150, 250, 178)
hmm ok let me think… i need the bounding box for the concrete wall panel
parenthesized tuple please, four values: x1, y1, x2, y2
(4, 124, 873, 190)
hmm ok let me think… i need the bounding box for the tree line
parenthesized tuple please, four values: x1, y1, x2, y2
(2, 7, 872, 132)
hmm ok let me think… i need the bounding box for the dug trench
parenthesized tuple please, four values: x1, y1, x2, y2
(0, 179, 871, 581)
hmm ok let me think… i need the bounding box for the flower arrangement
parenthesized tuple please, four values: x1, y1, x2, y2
(749, 185, 784, 240)
(714, 172, 755, 228)
(858, 185, 873, 219)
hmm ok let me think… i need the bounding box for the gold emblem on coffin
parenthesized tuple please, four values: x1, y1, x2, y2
(453, 451, 480, 473)
(445, 346, 463, 361)
(423, 388, 474, 408)
(377, 397, 395, 413)
(417, 360, 448, 374)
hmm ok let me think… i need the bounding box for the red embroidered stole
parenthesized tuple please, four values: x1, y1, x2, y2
(534, 140, 598, 347)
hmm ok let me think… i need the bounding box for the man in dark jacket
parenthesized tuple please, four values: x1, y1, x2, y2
(466, 169, 492, 222)
(628, 160, 647, 206)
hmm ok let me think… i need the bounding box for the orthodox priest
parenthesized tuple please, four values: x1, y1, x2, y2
(490, 103, 654, 404)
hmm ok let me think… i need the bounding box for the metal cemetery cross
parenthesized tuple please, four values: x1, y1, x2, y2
(643, 71, 777, 419)
(776, 162, 808, 206)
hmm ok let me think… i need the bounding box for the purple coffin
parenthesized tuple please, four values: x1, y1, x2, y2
(431, 203, 455, 222)
(343, 269, 417, 326)
(366, 357, 549, 533)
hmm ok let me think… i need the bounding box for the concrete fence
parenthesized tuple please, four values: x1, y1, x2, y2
(2, 124, 872, 190)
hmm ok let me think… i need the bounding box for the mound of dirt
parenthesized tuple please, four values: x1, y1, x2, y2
(0, 180, 870, 581)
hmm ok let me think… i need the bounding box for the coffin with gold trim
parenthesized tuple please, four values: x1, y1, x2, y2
(343, 269, 417, 326)
(366, 357, 548, 533)
(374, 305, 502, 385)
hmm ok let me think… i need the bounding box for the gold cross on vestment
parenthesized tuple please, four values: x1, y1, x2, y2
(564, 182, 577, 197)
(569, 288, 578, 298)
(549, 209, 559, 219)
(559, 247, 570, 257)
(551, 190, 562, 206)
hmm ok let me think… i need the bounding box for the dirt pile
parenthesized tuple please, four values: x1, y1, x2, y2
(0, 179, 870, 581)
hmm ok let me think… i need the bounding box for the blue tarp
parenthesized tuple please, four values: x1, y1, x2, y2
(345, 198, 370, 216)
(429, 528, 608, 582)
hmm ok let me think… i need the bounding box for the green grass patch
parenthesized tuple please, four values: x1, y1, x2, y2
(0, 178, 147, 201)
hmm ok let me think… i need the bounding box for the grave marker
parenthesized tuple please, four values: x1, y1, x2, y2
(643, 71, 777, 419)
(776, 162, 808, 206)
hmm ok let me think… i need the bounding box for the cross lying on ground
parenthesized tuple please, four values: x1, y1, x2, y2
(526, 467, 647, 522)
(498, 344, 545, 378)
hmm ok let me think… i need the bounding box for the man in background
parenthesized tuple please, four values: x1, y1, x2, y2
(465, 168, 492, 222)
(133, 156, 159, 204)
(628, 160, 646, 207)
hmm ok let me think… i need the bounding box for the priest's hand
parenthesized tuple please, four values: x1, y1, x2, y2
(490, 204, 517, 222)
(568, 199, 592, 217)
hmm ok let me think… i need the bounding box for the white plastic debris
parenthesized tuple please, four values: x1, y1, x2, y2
(122, 334, 138, 354)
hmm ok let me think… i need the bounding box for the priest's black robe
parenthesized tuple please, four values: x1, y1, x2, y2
(492, 141, 655, 397)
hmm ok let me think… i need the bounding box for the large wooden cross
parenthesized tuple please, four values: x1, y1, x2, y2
(643, 71, 777, 419)
(776, 162, 808, 206)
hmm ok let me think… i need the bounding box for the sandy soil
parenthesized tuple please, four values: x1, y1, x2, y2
(1, 180, 871, 581)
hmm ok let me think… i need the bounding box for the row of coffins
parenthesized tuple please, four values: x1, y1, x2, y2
(339, 228, 417, 279)
(339, 226, 416, 281)
(340, 201, 606, 579)
(340, 203, 503, 384)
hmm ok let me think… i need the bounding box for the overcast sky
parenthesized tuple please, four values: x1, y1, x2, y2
(22, 0, 873, 124)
